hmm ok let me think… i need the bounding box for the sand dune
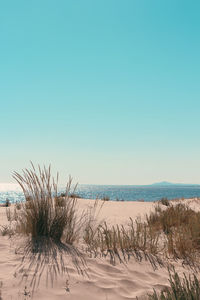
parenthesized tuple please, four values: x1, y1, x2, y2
(0, 198, 199, 300)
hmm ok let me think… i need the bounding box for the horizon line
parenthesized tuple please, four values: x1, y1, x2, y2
(0, 181, 199, 186)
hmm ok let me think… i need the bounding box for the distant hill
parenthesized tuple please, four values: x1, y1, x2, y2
(151, 181, 200, 186)
(152, 181, 175, 186)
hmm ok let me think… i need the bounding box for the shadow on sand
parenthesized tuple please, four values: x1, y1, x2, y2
(16, 237, 87, 293)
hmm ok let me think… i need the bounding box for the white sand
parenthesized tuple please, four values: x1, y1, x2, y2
(0, 198, 199, 300)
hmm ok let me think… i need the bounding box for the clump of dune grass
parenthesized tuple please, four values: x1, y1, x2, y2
(148, 267, 200, 300)
(146, 203, 200, 262)
(159, 197, 170, 206)
(13, 163, 79, 244)
(15, 201, 22, 210)
(84, 216, 162, 267)
(84, 201, 200, 267)
(147, 203, 196, 235)
(13, 163, 87, 291)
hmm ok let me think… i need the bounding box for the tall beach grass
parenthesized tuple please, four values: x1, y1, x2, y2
(12, 163, 86, 289)
(13, 163, 79, 244)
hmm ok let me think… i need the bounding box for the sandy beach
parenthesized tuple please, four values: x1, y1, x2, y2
(0, 198, 200, 300)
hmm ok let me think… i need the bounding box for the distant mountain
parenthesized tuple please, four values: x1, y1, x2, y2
(151, 181, 200, 186)
(152, 181, 176, 186)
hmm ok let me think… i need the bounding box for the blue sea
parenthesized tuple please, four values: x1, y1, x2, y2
(1, 183, 200, 203)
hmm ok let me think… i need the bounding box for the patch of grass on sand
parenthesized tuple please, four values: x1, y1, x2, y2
(83, 217, 161, 266)
(148, 267, 200, 300)
(147, 203, 200, 261)
(12, 163, 87, 290)
(13, 163, 79, 244)
(158, 197, 170, 206)
(84, 200, 200, 267)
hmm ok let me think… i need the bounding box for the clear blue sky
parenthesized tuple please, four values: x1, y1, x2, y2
(0, 0, 200, 185)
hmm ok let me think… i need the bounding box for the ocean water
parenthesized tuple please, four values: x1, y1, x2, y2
(1, 183, 200, 203)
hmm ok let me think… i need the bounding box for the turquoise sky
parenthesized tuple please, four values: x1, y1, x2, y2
(0, 0, 200, 184)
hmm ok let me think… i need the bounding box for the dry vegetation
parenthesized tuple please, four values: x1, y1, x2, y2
(12, 164, 79, 244)
(83, 218, 161, 266)
(9, 163, 88, 290)
(83, 201, 200, 268)
(158, 197, 170, 206)
(147, 203, 200, 262)
(6, 165, 200, 268)
(148, 267, 200, 300)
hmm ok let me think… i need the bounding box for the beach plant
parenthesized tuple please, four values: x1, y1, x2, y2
(12, 163, 87, 291)
(5, 198, 11, 207)
(159, 197, 170, 207)
(0, 224, 14, 237)
(146, 203, 195, 234)
(148, 267, 200, 300)
(13, 163, 79, 244)
(146, 203, 200, 262)
(15, 201, 22, 210)
(84, 200, 200, 266)
(83, 217, 161, 266)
